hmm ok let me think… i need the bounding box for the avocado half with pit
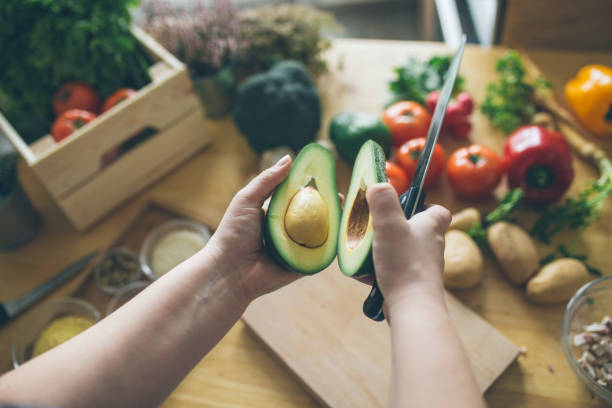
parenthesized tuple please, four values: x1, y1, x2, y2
(265, 143, 341, 274)
(337, 140, 387, 277)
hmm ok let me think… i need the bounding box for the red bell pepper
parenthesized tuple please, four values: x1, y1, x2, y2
(504, 125, 574, 205)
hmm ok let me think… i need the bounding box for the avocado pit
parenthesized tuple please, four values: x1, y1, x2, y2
(346, 187, 370, 250)
(284, 186, 329, 248)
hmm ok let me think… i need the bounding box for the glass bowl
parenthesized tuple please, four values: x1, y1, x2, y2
(139, 219, 211, 280)
(93, 247, 142, 294)
(105, 280, 150, 316)
(562, 276, 612, 402)
(12, 298, 100, 368)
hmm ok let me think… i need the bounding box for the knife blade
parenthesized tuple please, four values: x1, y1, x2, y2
(363, 35, 467, 321)
(0, 250, 99, 328)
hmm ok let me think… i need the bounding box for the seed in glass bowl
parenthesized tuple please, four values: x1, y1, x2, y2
(574, 315, 612, 388)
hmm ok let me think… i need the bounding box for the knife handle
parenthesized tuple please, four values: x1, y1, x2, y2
(363, 187, 426, 322)
(0, 305, 9, 329)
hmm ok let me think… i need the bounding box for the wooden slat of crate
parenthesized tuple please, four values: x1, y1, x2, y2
(30, 69, 199, 199)
(58, 108, 210, 230)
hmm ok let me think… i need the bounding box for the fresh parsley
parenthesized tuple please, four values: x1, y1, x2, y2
(480, 50, 549, 134)
(531, 158, 612, 250)
(387, 55, 465, 106)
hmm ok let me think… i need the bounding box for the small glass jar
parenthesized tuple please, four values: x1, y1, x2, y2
(562, 276, 612, 402)
(140, 219, 211, 280)
(12, 298, 100, 368)
(94, 247, 142, 294)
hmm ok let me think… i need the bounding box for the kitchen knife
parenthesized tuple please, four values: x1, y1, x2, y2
(0, 250, 99, 328)
(363, 35, 467, 321)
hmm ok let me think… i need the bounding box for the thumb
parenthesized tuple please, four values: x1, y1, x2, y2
(236, 155, 292, 208)
(410, 204, 452, 234)
(366, 183, 405, 230)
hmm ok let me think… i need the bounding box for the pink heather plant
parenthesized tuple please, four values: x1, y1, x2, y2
(141, 0, 239, 78)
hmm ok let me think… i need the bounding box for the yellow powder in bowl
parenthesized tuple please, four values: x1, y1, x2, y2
(151, 229, 207, 277)
(32, 315, 95, 357)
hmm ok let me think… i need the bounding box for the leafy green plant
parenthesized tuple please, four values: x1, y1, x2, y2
(480, 50, 549, 134)
(235, 4, 339, 78)
(531, 158, 612, 250)
(387, 55, 466, 106)
(0, 0, 151, 143)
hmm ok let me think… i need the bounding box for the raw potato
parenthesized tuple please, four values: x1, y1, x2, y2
(449, 207, 481, 231)
(443, 230, 484, 289)
(527, 258, 591, 304)
(487, 221, 539, 284)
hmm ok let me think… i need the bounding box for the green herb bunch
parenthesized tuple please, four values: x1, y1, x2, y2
(480, 50, 549, 134)
(0, 152, 19, 199)
(387, 55, 466, 106)
(532, 158, 612, 250)
(0, 0, 151, 144)
(235, 4, 339, 78)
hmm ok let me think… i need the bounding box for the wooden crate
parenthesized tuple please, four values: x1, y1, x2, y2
(0, 26, 210, 231)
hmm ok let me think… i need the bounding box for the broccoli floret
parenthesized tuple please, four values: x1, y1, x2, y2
(234, 60, 321, 153)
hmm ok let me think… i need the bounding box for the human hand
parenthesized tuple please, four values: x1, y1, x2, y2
(203, 155, 301, 307)
(366, 183, 451, 315)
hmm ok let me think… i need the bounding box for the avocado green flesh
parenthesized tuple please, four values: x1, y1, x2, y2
(266, 143, 341, 274)
(338, 140, 387, 276)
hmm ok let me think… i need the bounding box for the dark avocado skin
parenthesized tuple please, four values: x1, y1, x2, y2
(371, 139, 388, 184)
(351, 251, 375, 277)
(340, 139, 388, 277)
(330, 112, 391, 163)
(263, 218, 295, 272)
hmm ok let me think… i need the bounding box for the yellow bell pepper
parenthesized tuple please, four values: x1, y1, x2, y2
(565, 65, 612, 137)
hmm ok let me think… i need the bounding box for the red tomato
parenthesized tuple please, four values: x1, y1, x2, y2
(383, 101, 432, 147)
(395, 138, 446, 188)
(102, 88, 136, 113)
(385, 161, 409, 195)
(53, 82, 99, 116)
(447, 144, 503, 199)
(51, 109, 97, 142)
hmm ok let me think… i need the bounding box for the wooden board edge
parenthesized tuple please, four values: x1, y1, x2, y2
(241, 319, 332, 408)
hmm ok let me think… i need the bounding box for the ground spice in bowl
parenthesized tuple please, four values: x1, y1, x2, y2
(32, 315, 95, 357)
(94, 248, 142, 294)
(12, 298, 100, 367)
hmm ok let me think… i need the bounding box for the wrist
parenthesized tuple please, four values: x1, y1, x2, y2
(385, 283, 446, 321)
(194, 245, 252, 310)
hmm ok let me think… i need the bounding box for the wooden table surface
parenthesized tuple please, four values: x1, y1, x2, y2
(2, 39, 612, 407)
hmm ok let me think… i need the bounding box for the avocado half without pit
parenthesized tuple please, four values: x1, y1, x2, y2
(337, 140, 387, 277)
(265, 140, 387, 276)
(265, 143, 341, 274)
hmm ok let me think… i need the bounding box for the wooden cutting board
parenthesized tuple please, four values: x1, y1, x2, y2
(243, 262, 519, 408)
